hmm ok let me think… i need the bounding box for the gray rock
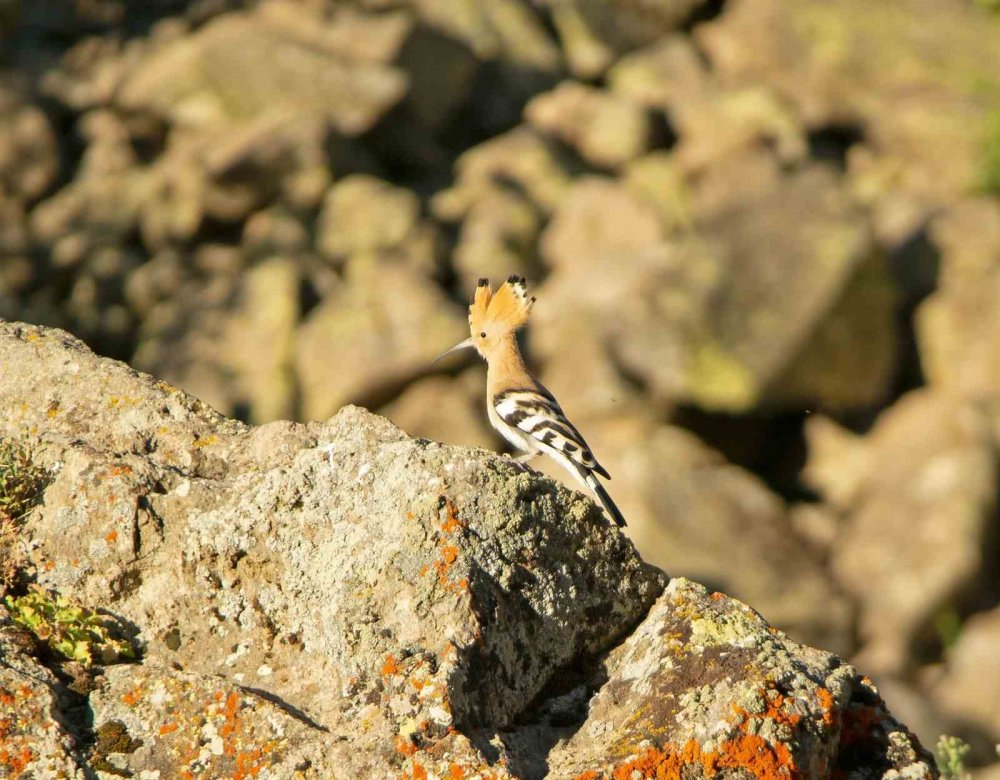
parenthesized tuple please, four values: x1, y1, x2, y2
(933, 606, 1000, 740)
(0, 615, 85, 779)
(525, 81, 651, 168)
(544, 579, 933, 780)
(0, 322, 934, 777)
(917, 198, 1000, 407)
(535, 153, 895, 413)
(117, 8, 408, 138)
(543, 0, 705, 78)
(805, 390, 998, 675)
(525, 412, 855, 656)
(697, 0, 1000, 243)
(294, 261, 466, 421)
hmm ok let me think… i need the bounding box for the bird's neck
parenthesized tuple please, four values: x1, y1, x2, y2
(486, 334, 533, 396)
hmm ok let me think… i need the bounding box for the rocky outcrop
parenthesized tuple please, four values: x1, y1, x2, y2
(0, 322, 936, 778)
(3, 0, 1000, 769)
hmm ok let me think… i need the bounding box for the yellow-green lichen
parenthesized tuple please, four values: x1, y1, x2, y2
(3, 587, 135, 666)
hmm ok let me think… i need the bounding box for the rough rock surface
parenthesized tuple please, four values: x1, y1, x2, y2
(0, 322, 936, 778)
(545, 579, 932, 780)
(0, 614, 83, 778)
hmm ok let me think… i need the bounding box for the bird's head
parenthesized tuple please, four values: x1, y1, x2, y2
(435, 276, 535, 363)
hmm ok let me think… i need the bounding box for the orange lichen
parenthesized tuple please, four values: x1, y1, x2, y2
(158, 721, 179, 736)
(605, 741, 700, 779)
(435, 545, 459, 586)
(582, 734, 797, 780)
(121, 686, 143, 707)
(0, 745, 33, 774)
(816, 688, 836, 727)
(233, 745, 271, 780)
(395, 736, 418, 757)
(711, 733, 796, 779)
(219, 690, 241, 744)
(732, 690, 801, 731)
(0, 688, 14, 707)
(710, 592, 726, 601)
(440, 500, 466, 534)
(449, 764, 467, 779)
(580, 685, 805, 780)
(382, 653, 402, 677)
(105, 530, 118, 543)
(401, 762, 429, 780)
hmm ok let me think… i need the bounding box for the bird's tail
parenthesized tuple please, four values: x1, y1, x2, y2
(581, 469, 627, 527)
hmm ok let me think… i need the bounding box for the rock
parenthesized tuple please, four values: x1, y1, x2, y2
(88, 664, 337, 779)
(0, 87, 58, 203)
(536, 153, 895, 413)
(527, 412, 855, 655)
(525, 81, 651, 168)
(0, 615, 85, 778)
(0, 321, 665, 777)
(916, 198, 1000, 405)
(382, 369, 497, 451)
(543, 0, 705, 78)
(294, 261, 466, 421)
(431, 127, 572, 221)
(622, 151, 694, 232)
(451, 188, 542, 291)
(933, 607, 1000, 740)
(0, 322, 935, 776)
(117, 7, 409, 138)
(406, 0, 561, 70)
(610, 38, 808, 173)
(543, 579, 935, 780)
(224, 257, 300, 423)
(805, 390, 998, 674)
(316, 174, 423, 262)
(608, 34, 707, 109)
(697, 0, 1000, 243)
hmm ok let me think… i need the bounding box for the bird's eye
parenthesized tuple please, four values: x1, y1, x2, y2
(480, 332, 487, 338)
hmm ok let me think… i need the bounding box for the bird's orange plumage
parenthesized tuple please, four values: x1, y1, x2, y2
(468, 276, 534, 336)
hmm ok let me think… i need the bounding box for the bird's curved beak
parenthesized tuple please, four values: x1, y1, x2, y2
(433, 337, 475, 364)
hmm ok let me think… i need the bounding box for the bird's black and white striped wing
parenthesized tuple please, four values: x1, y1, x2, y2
(493, 388, 611, 479)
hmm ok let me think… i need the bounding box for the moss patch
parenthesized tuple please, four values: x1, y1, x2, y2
(3, 587, 135, 666)
(90, 720, 142, 776)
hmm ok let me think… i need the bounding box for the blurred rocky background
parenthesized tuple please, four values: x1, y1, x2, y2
(0, 0, 998, 771)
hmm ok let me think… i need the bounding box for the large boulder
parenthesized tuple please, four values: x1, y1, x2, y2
(0, 322, 937, 778)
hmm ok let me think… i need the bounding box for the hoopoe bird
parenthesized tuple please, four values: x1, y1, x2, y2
(436, 276, 627, 527)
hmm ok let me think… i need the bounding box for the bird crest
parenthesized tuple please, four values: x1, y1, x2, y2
(469, 276, 535, 335)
